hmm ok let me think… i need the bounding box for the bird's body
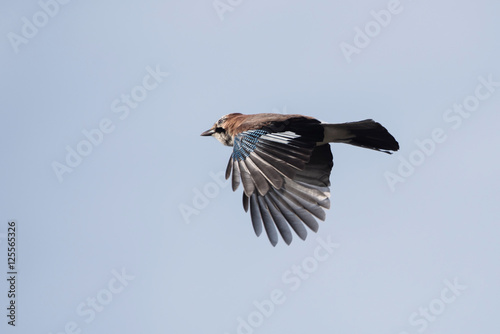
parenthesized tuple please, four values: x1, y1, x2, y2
(201, 113, 399, 246)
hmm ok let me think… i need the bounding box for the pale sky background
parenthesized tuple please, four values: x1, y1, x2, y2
(1, 1, 499, 333)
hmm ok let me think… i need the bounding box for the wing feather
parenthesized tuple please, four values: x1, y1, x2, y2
(238, 160, 255, 197)
(267, 191, 307, 241)
(231, 159, 241, 191)
(274, 189, 320, 232)
(225, 155, 232, 180)
(242, 157, 269, 196)
(247, 152, 283, 189)
(226, 122, 333, 245)
(249, 194, 263, 236)
(256, 196, 278, 246)
(263, 195, 293, 245)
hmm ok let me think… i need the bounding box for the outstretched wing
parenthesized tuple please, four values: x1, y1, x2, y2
(225, 117, 333, 246)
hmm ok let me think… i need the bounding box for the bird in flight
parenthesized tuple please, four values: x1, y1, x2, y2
(201, 113, 399, 246)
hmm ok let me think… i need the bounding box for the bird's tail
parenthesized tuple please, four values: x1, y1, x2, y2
(322, 119, 399, 154)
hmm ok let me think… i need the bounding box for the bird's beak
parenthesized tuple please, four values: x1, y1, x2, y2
(200, 127, 215, 136)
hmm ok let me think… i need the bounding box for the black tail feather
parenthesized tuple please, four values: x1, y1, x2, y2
(323, 119, 399, 153)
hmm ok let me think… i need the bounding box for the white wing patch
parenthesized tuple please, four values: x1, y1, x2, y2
(261, 131, 301, 145)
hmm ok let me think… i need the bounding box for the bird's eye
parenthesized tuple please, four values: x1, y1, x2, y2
(217, 118, 225, 126)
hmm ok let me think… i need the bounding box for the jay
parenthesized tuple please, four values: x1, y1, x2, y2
(201, 113, 399, 246)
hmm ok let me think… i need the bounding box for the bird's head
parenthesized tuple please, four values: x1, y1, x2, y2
(201, 113, 242, 146)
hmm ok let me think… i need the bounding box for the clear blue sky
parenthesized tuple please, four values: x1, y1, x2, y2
(1, 1, 499, 333)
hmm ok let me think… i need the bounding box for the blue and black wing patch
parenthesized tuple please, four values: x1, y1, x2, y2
(225, 128, 333, 246)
